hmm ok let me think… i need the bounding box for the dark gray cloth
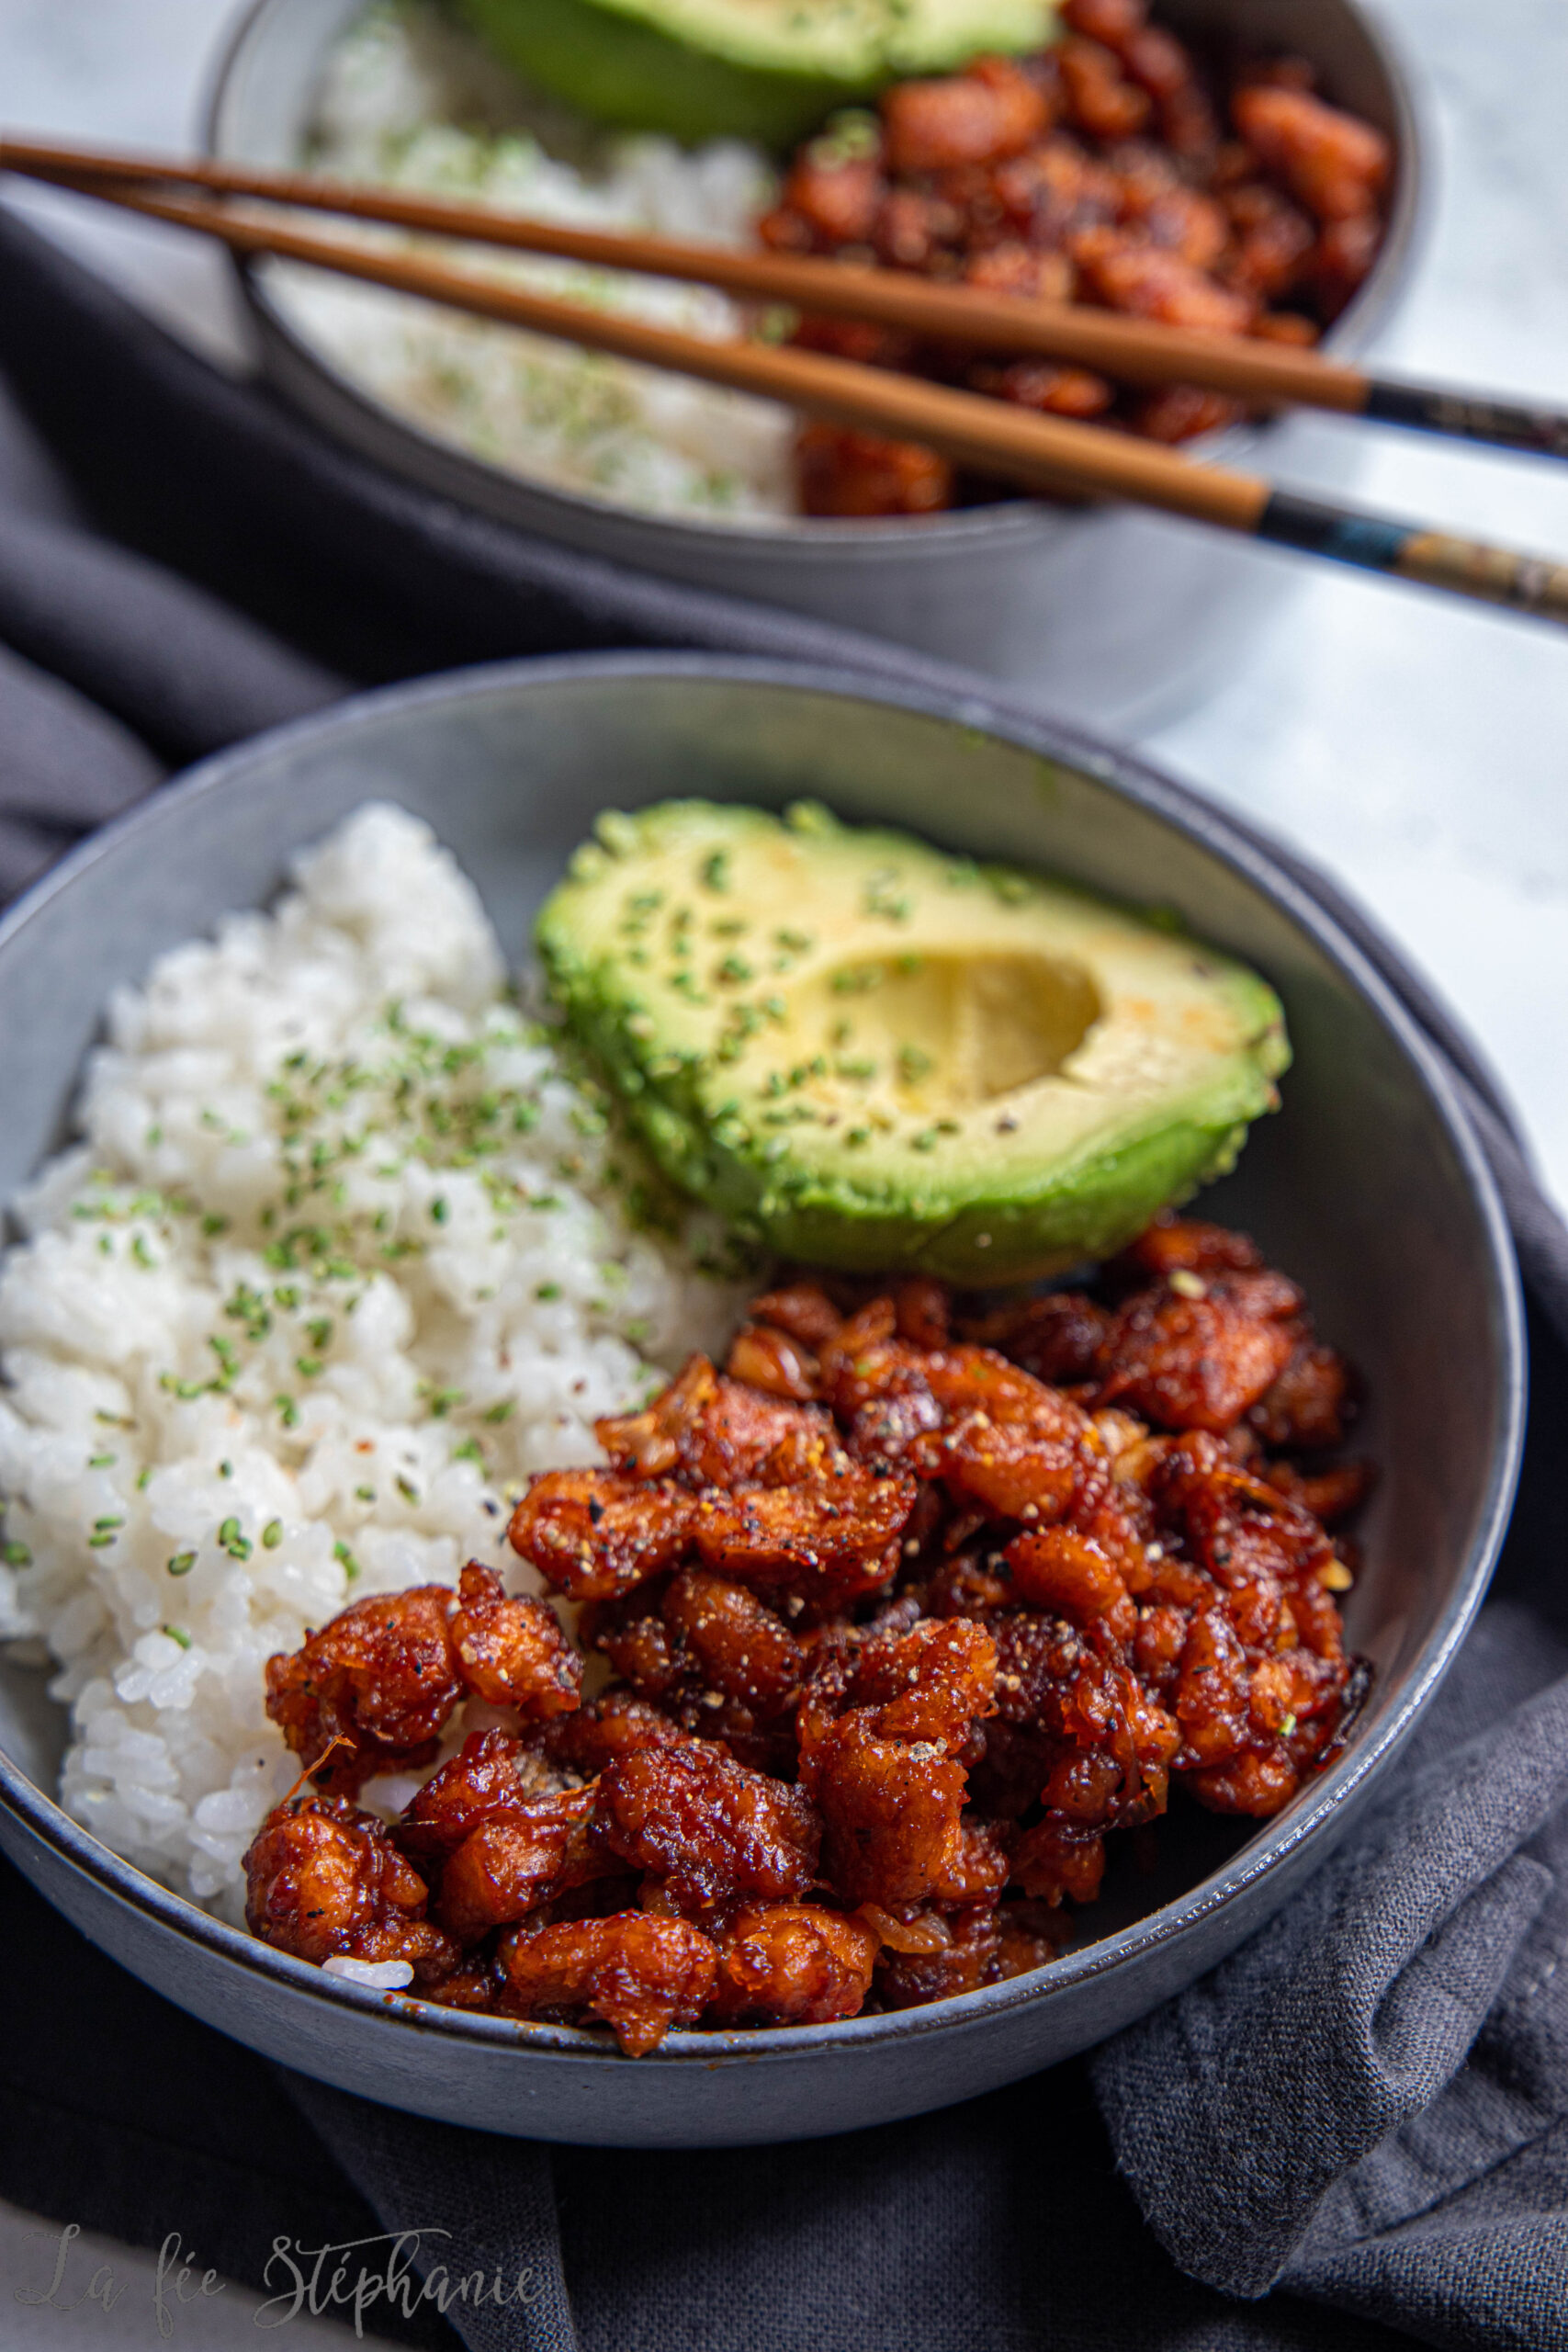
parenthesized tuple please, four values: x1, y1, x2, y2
(1097, 1606, 1568, 2341)
(284, 2077, 577, 2352)
(3, 200, 1567, 2352)
(0, 208, 1004, 730)
(0, 638, 163, 894)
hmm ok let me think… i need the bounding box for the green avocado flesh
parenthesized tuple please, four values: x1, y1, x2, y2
(536, 800, 1291, 1283)
(457, 0, 1055, 149)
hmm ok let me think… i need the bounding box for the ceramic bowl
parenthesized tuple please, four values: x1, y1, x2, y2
(0, 659, 1522, 2145)
(206, 0, 1425, 733)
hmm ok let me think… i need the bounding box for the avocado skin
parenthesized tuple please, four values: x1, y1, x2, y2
(542, 986, 1260, 1283)
(456, 0, 1054, 149)
(558, 988, 1255, 1282)
(536, 800, 1290, 1285)
(457, 0, 881, 149)
(730, 1117, 1258, 1282)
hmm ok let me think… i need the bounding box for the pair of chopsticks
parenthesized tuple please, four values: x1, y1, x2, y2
(4, 134, 1565, 630)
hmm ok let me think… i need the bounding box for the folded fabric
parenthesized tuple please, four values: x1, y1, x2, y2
(0, 366, 342, 898)
(3, 199, 1567, 2352)
(0, 208, 990, 706)
(0, 639, 163, 898)
(1098, 1601, 1568, 2337)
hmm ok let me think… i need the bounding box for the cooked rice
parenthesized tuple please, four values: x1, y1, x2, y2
(0, 804, 750, 1920)
(263, 0, 796, 521)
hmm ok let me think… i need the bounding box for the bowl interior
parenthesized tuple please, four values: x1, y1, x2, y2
(0, 662, 1517, 1987)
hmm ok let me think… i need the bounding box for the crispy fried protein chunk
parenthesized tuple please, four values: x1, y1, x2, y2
(826, 1317, 944, 1468)
(394, 1727, 572, 1870)
(660, 1570, 806, 1713)
(1250, 1340, 1356, 1451)
(936, 1406, 1091, 1521)
(1121, 1212, 1264, 1279)
(807, 1724, 970, 1907)
(595, 1351, 717, 1476)
(705, 1385, 854, 1487)
(693, 1467, 916, 1601)
(708, 1905, 881, 2025)
(983, 1610, 1179, 1842)
(931, 1817, 1013, 1904)
(894, 1277, 953, 1351)
(1059, 37, 1152, 141)
(746, 1281, 845, 1351)
(801, 1619, 998, 1905)
(1005, 1525, 1136, 1642)
(883, 56, 1051, 174)
(508, 1469, 696, 1600)
(243, 1795, 456, 1981)
(797, 424, 955, 520)
(1263, 1459, 1374, 1525)
(1011, 1814, 1108, 1905)
(592, 1743, 821, 1913)
(1071, 225, 1254, 332)
(1093, 1270, 1301, 1431)
(967, 346, 1108, 407)
(840, 1617, 1000, 1754)
(1127, 385, 1245, 443)
(498, 1915, 717, 2055)
(1311, 210, 1382, 319)
(1062, 0, 1146, 42)
(451, 1562, 581, 1716)
(436, 1790, 605, 1945)
(1231, 84, 1391, 221)
(995, 1897, 1069, 1979)
(727, 1322, 820, 1403)
(587, 1588, 687, 1705)
(598, 1356, 846, 1488)
(832, 1335, 1098, 1515)
(591, 1575, 806, 1771)
(544, 1689, 688, 1778)
(264, 1585, 463, 1792)
(774, 147, 886, 247)
(960, 1291, 1111, 1386)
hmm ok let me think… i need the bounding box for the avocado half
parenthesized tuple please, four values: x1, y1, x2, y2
(456, 0, 1056, 150)
(537, 801, 1291, 1284)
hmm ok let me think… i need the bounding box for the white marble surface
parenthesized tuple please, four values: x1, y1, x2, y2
(0, 1, 1565, 2333)
(0, 2194, 404, 2351)
(1146, 0, 1568, 1202)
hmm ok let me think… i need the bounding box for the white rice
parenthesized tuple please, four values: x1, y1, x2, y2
(0, 805, 750, 1920)
(263, 0, 797, 521)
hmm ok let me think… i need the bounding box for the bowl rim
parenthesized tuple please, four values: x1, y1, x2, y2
(202, 0, 1429, 560)
(0, 650, 1525, 2067)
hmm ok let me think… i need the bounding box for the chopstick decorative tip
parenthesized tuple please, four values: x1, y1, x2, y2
(1360, 380, 1568, 463)
(1259, 492, 1568, 621)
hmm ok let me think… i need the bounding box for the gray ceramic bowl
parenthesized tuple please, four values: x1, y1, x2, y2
(0, 660, 1522, 2146)
(207, 0, 1424, 733)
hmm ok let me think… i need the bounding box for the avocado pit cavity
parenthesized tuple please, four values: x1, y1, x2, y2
(784, 950, 1103, 1118)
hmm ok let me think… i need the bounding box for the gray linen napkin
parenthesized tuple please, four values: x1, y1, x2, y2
(4, 201, 1568, 2351)
(0, 375, 341, 895)
(1097, 1606, 1568, 2344)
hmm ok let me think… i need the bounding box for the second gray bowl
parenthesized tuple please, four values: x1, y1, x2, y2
(207, 0, 1424, 733)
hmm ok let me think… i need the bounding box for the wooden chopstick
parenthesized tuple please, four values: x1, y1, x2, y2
(6, 131, 1568, 464)
(10, 158, 1566, 630)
